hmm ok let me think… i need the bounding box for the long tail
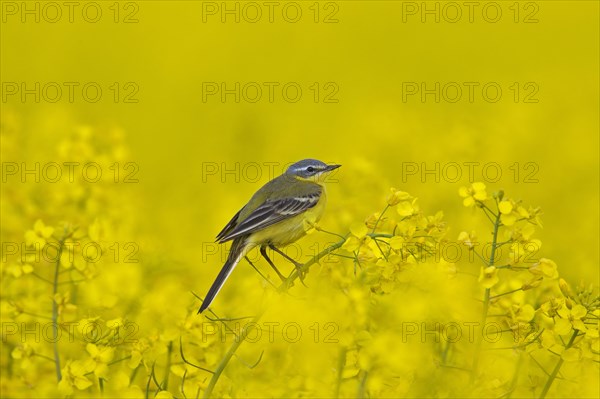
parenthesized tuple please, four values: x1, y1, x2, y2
(198, 237, 247, 313)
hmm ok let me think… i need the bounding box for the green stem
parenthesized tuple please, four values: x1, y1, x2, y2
(471, 205, 501, 380)
(202, 237, 347, 398)
(283, 237, 347, 288)
(202, 310, 266, 398)
(367, 233, 393, 239)
(371, 204, 389, 233)
(539, 330, 579, 399)
(357, 370, 368, 398)
(472, 287, 490, 363)
(163, 341, 173, 390)
(52, 239, 64, 382)
(489, 287, 523, 299)
(335, 347, 347, 398)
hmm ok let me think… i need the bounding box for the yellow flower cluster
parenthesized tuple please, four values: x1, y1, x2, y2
(340, 188, 448, 296)
(1, 121, 597, 399)
(455, 182, 599, 397)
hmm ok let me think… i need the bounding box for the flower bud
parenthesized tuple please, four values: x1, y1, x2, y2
(522, 277, 542, 291)
(365, 213, 380, 230)
(565, 297, 575, 310)
(386, 188, 411, 206)
(559, 278, 573, 298)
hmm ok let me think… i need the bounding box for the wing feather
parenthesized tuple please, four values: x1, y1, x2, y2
(215, 209, 241, 242)
(217, 191, 321, 243)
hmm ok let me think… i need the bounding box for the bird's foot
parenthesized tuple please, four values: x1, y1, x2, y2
(292, 261, 308, 287)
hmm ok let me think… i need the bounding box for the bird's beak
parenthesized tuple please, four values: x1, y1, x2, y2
(325, 164, 341, 172)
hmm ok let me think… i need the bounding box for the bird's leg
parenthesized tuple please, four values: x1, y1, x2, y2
(269, 244, 307, 286)
(259, 246, 286, 282)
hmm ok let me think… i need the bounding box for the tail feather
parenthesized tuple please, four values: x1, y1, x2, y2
(198, 237, 247, 313)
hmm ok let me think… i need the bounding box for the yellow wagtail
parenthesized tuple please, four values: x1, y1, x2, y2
(198, 159, 341, 313)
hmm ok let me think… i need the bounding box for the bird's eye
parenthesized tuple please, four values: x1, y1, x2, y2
(307, 166, 315, 173)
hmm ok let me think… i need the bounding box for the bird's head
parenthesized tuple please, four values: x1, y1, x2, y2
(285, 159, 341, 183)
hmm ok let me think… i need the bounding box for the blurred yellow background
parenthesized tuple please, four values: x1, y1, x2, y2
(1, 1, 598, 397)
(2, 1, 598, 282)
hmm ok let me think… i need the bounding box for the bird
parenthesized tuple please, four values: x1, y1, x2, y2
(198, 159, 341, 313)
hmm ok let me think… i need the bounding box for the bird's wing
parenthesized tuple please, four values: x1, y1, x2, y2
(215, 209, 241, 242)
(217, 188, 322, 243)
